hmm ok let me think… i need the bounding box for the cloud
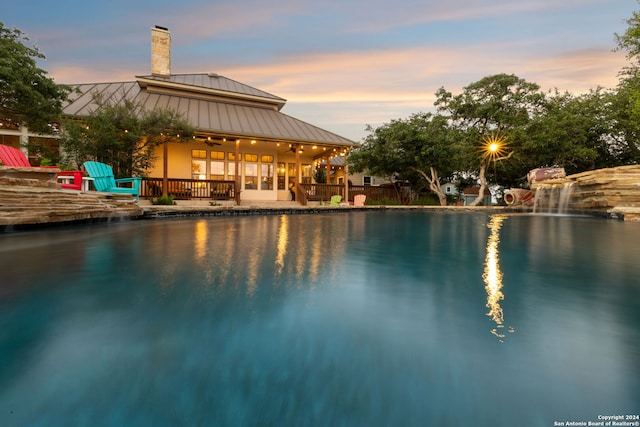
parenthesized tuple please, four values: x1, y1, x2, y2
(214, 42, 626, 103)
(51, 65, 140, 85)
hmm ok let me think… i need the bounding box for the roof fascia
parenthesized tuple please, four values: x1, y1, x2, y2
(199, 132, 353, 148)
(136, 76, 286, 111)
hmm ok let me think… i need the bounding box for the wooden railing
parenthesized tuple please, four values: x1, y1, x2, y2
(298, 183, 401, 205)
(299, 183, 345, 204)
(140, 179, 402, 205)
(141, 178, 236, 200)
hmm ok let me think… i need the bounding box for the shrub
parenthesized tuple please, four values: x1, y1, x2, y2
(409, 194, 440, 205)
(150, 195, 176, 205)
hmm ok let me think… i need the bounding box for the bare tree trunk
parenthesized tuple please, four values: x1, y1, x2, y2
(415, 167, 447, 206)
(470, 152, 513, 206)
(469, 161, 487, 206)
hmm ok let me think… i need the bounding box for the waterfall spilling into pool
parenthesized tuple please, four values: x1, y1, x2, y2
(503, 165, 640, 221)
(533, 182, 575, 214)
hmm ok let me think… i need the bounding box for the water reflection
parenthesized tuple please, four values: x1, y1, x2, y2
(483, 215, 515, 342)
(147, 215, 351, 298)
(275, 215, 288, 276)
(194, 220, 208, 261)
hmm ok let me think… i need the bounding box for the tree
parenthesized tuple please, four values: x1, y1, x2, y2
(435, 74, 545, 204)
(614, 1, 640, 69)
(522, 89, 616, 174)
(607, 76, 640, 165)
(314, 168, 326, 184)
(0, 22, 70, 134)
(349, 113, 458, 205)
(612, 3, 640, 165)
(58, 92, 194, 178)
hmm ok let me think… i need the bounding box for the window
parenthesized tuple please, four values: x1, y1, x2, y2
(261, 155, 274, 163)
(207, 151, 225, 180)
(210, 161, 225, 180)
(245, 153, 258, 162)
(287, 163, 296, 186)
(192, 150, 207, 180)
(192, 160, 206, 180)
(192, 149, 207, 159)
(228, 152, 241, 161)
(245, 163, 258, 189)
(302, 164, 312, 184)
(363, 176, 372, 186)
(261, 164, 274, 190)
(277, 162, 286, 190)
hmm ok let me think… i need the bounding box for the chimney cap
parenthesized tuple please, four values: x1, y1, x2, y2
(154, 25, 169, 31)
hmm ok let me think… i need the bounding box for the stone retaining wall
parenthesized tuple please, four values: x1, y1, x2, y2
(0, 178, 143, 231)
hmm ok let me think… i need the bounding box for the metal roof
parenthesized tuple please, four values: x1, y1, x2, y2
(63, 73, 354, 147)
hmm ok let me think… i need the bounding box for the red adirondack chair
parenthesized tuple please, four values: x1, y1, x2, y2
(0, 144, 81, 190)
(56, 170, 84, 190)
(0, 144, 32, 167)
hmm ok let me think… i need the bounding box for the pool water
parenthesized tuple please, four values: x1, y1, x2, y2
(0, 211, 638, 426)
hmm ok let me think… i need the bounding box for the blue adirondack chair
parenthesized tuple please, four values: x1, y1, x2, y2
(83, 161, 141, 200)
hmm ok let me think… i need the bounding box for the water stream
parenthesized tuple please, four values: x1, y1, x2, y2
(533, 182, 575, 214)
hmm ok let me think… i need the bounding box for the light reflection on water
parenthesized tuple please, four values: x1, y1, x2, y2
(0, 212, 638, 427)
(483, 214, 514, 342)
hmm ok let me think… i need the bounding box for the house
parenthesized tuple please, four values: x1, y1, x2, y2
(441, 182, 458, 197)
(462, 186, 492, 206)
(3, 26, 355, 203)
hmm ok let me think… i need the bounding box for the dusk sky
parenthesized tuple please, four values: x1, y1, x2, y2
(4, 0, 637, 142)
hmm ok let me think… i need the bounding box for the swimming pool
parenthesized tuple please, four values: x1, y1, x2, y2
(1, 211, 638, 426)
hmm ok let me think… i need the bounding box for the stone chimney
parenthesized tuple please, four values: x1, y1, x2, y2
(151, 26, 171, 77)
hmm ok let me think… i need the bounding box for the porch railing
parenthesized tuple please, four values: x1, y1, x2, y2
(140, 179, 401, 205)
(141, 178, 236, 200)
(298, 183, 401, 205)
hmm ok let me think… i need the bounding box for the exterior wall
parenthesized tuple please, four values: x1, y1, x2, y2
(462, 194, 492, 206)
(441, 182, 459, 196)
(0, 126, 31, 152)
(347, 171, 388, 186)
(0, 126, 59, 166)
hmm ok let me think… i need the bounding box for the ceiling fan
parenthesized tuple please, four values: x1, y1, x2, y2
(194, 135, 222, 146)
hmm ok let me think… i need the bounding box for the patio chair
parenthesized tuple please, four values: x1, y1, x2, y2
(354, 194, 366, 206)
(83, 161, 141, 200)
(0, 144, 62, 182)
(56, 170, 84, 190)
(327, 195, 342, 206)
(0, 144, 32, 167)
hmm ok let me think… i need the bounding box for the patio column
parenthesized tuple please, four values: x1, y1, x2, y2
(295, 144, 301, 185)
(162, 142, 168, 197)
(344, 150, 349, 202)
(235, 139, 240, 204)
(326, 154, 331, 185)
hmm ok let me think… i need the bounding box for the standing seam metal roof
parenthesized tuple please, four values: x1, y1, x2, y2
(63, 74, 353, 146)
